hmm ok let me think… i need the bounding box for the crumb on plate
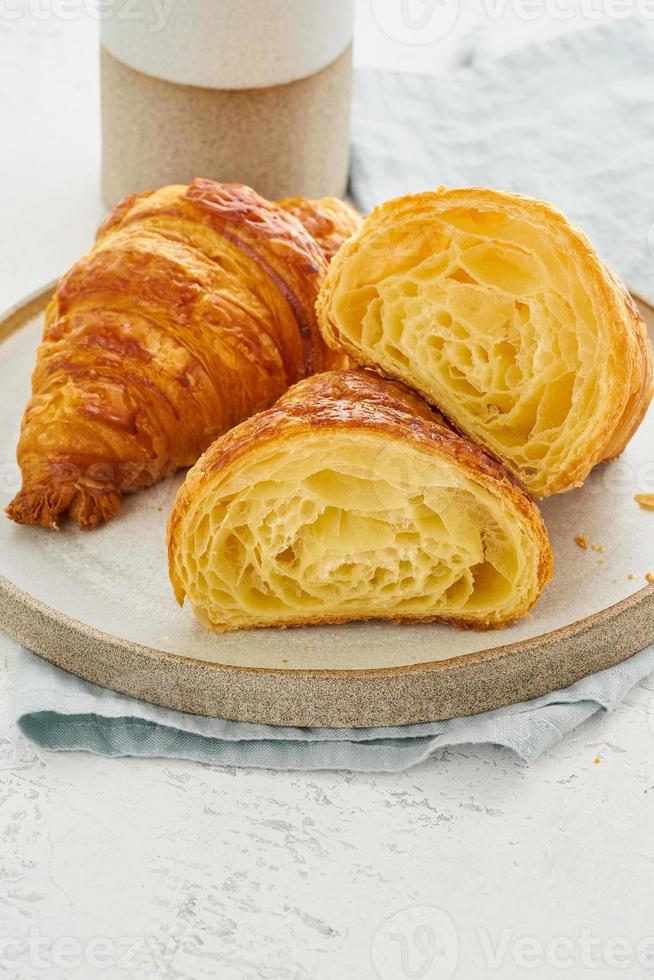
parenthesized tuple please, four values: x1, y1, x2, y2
(647, 573, 654, 585)
(575, 534, 589, 550)
(635, 493, 654, 511)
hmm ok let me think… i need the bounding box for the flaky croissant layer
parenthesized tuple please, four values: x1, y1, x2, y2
(7, 180, 361, 530)
(168, 370, 553, 632)
(317, 187, 653, 497)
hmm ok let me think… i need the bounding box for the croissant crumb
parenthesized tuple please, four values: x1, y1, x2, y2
(317, 187, 653, 497)
(635, 493, 654, 511)
(168, 370, 553, 633)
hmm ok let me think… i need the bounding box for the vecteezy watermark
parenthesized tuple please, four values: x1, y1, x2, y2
(0, 457, 182, 515)
(0, 930, 150, 972)
(648, 217, 654, 271)
(645, 678, 654, 745)
(0, 0, 175, 31)
(0, 461, 21, 497)
(372, 909, 654, 976)
(371, 906, 459, 980)
(362, 442, 654, 510)
(369, 0, 460, 46)
(369, 0, 654, 46)
(477, 928, 654, 972)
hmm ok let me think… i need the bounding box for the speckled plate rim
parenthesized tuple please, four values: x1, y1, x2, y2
(1, 283, 653, 728)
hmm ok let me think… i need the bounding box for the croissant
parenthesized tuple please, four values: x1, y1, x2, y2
(168, 370, 553, 632)
(317, 188, 653, 496)
(277, 196, 363, 262)
(7, 180, 360, 531)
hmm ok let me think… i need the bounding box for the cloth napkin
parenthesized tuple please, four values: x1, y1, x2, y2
(350, 18, 654, 307)
(14, 644, 654, 771)
(12, 20, 654, 770)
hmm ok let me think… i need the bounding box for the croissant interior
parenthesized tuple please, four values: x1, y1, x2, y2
(7, 180, 360, 530)
(317, 188, 653, 496)
(168, 371, 553, 632)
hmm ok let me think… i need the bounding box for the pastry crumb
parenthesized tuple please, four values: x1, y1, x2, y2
(575, 534, 589, 550)
(593, 757, 601, 765)
(646, 573, 654, 585)
(591, 543, 607, 554)
(628, 573, 638, 581)
(635, 493, 654, 511)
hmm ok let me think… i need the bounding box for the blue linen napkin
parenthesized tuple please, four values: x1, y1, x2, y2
(14, 644, 654, 771)
(12, 20, 654, 769)
(350, 18, 654, 306)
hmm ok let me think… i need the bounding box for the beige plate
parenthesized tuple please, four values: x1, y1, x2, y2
(1, 285, 653, 727)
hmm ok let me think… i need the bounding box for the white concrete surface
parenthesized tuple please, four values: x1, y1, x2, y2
(1, 5, 653, 979)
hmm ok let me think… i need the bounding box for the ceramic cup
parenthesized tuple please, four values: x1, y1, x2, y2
(101, 0, 355, 207)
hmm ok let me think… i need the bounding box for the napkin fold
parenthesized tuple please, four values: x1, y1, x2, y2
(350, 18, 654, 306)
(12, 20, 654, 770)
(14, 645, 654, 771)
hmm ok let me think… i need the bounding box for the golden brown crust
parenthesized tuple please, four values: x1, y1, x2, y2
(275, 194, 362, 371)
(277, 196, 363, 262)
(7, 180, 354, 531)
(168, 369, 553, 632)
(600, 275, 653, 461)
(317, 187, 654, 497)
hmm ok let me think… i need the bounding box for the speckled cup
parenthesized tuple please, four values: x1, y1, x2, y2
(100, 0, 354, 207)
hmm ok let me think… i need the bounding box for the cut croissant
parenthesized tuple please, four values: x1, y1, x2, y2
(7, 180, 360, 531)
(168, 370, 553, 632)
(317, 188, 653, 496)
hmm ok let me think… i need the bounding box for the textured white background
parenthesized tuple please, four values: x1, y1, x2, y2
(1, 4, 654, 979)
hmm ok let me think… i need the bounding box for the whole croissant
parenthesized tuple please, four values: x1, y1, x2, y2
(7, 180, 360, 531)
(276, 196, 363, 263)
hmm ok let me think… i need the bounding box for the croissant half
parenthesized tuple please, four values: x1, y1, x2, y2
(168, 370, 553, 632)
(317, 188, 653, 496)
(7, 180, 361, 531)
